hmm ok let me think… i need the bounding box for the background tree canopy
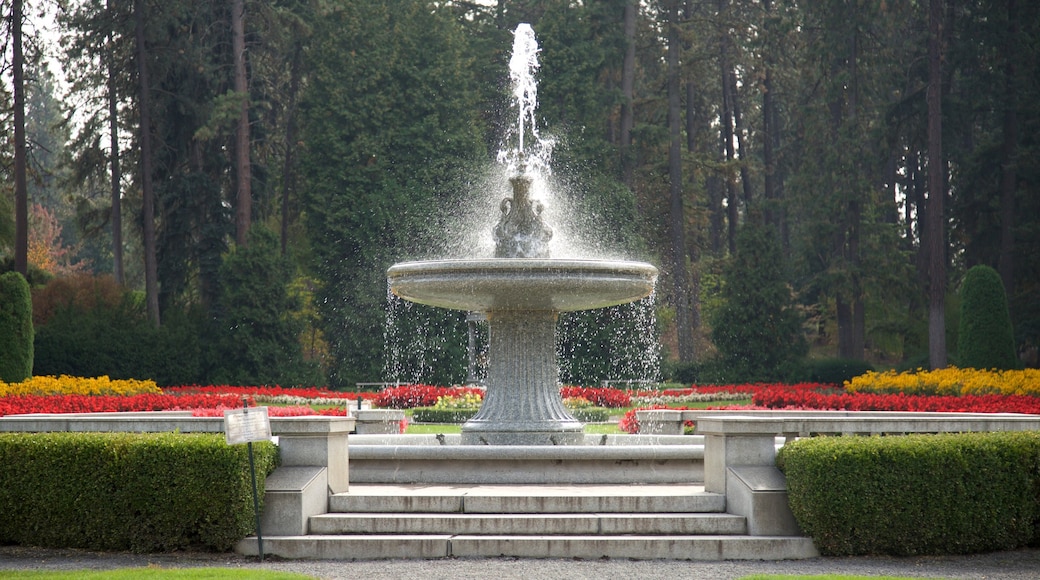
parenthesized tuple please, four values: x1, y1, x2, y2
(0, 0, 1035, 386)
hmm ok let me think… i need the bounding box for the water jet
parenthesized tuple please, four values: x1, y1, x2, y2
(386, 24, 657, 445)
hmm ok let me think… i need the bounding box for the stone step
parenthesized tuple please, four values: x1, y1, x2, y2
(328, 484, 723, 514)
(309, 512, 747, 536)
(236, 534, 819, 560)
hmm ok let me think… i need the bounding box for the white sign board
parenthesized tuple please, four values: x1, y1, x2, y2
(224, 407, 272, 445)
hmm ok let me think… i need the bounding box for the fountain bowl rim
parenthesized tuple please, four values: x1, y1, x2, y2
(387, 258, 659, 276)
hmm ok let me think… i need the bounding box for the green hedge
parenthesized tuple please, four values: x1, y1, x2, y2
(0, 432, 278, 552)
(777, 432, 1040, 556)
(410, 407, 610, 423)
(570, 407, 610, 422)
(411, 407, 478, 423)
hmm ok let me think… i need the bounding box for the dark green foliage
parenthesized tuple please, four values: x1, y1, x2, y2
(411, 407, 479, 424)
(33, 297, 203, 386)
(777, 432, 1040, 556)
(299, 0, 486, 387)
(558, 299, 660, 387)
(709, 223, 807, 381)
(958, 265, 1019, 370)
(209, 227, 321, 386)
(805, 358, 875, 385)
(0, 271, 33, 381)
(0, 433, 278, 552)
(666, 359, 731, 385)
(385, 299, 470, 386)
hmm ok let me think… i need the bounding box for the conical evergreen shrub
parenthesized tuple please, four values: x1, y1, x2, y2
(957, 265, 1018, 370)
(0, 271, 34, 382)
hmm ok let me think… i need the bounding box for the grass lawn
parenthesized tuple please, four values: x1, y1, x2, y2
(0, 569, 316, 580)
(400, 398, 751, 435)
(405, 423, 624, 435)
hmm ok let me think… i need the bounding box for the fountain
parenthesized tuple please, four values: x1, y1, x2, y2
(386, 24, 658, 445)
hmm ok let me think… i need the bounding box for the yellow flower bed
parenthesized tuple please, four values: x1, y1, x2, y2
(0, 375, 161, 397)
(845, 367, 1040, 397)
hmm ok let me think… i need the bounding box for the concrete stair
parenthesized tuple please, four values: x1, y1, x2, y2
(237, 484, 818, 560)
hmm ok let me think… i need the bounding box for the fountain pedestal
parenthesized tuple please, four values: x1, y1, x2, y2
(461, 310, 582, 445)
(387, 259, 657, 445)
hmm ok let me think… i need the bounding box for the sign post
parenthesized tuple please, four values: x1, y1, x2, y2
(224, 404, 271, 561)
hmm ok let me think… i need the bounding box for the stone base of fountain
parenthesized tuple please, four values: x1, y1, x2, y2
(388, 259, 658, 446)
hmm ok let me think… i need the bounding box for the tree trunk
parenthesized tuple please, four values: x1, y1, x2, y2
(232, 0, 251, 246)
(926, 0, 946, 369)
(683, 0, 701, 337)
(667, 0, 695, 362)
(281, 41, 303, 256)
(12, 0, 27, 276)
(135, 0, 160, 326)
(107, 0, 124, 284)
(718, 0, 738, 253)
(998, 0, 1017, 295)
(620, 0, 636, 188)
(729, 69, 753, 210)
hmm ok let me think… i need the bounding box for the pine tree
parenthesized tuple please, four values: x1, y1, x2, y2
(709, 222, 806, 381)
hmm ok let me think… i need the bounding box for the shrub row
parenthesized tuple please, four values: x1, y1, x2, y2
(777, 431, 1040, 556)
(0, 432, 278, 552)
(411, 407, 479, 423)
(409, 406, 611, 424)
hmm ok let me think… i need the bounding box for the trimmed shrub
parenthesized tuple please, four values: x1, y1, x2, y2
(0, 271, 33, 382)
(777, 431, 1040, 556)
(570, 407, 610, 422)
(411, 407, 479, 423)
(805, 358, 874, 386)
(0, 432, 278, 552)
(32, 297, 203, 386)
(958, 265, 1019, 370)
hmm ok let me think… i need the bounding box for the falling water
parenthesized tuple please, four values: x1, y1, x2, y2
(384, 23, 659, 387)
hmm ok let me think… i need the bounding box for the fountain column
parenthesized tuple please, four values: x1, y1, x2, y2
(461, 310, 583, 445)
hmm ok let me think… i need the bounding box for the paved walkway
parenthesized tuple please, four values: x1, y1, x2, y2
(2, 546, 1039, 579)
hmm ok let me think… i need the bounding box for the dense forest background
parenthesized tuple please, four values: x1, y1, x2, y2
(0, 0, 1037, 388)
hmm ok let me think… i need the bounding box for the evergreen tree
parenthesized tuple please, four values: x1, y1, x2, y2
(210, 226, 319, 386)
(709, 222, 806, 381)
(0, 271, 33, 381)
(299, 0, 485, 387)
(957, 265, 1018, 370)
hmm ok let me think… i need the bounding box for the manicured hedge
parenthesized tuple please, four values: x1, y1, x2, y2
(410, 407, 610, 423)
(0, 432, 278, 552)
(777, 431, 1040, 556)
(411, 407, 479, 423)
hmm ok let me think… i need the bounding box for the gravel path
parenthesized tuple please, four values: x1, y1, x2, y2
(2, 546, 1039, 579)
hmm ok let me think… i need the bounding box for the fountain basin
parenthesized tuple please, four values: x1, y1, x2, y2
(387, 259, 658, 313)
(387, 258, 658, 445)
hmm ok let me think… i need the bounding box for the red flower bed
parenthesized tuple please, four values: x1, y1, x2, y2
(560, 386, 631, 408)
(374, 384, 485, 409)
(0, 393, 244, 416)
(635, 382, 838, 398)
(753, 387, 1040, 414)
(190, 406, 350, 417)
